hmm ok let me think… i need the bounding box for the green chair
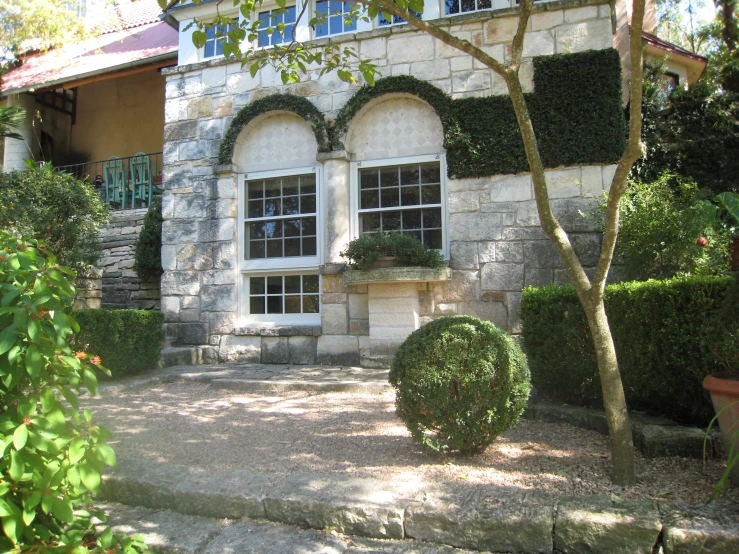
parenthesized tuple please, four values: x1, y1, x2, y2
(129, 152, 152, 208)
(104, 156, 127, 209)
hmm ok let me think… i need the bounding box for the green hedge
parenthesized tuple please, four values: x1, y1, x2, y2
(73, 309, 164, 378)
(520, 277, 739, 426)
(219, 49, 626, 179)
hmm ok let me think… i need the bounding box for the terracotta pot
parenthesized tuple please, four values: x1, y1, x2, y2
(372, 256, 396, 269)
(703, 372, 739, 485)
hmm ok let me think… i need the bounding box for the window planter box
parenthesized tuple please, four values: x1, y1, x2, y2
(343, 266, 452, 285)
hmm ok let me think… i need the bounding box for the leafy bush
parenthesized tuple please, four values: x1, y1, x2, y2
(134, 195, 163, 281)
(340, 232, 444, 270)
(521, 277, 739, 426)
(608, 174, 731, 280)
(389, 316, 531, 454)
(73, 310, 164, 378)
(0, 230, 147, 552)
(0, 164, 108, 268)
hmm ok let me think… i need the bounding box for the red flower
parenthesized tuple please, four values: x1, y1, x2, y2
(91, 356, 102, 366)
(75, 351, 86, 359)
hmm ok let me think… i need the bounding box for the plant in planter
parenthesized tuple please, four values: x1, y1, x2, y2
(340, 232, 444, 271)
(703, 275, 739, 498)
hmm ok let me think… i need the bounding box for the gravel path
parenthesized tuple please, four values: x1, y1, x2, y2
(87, 381, 739, 505)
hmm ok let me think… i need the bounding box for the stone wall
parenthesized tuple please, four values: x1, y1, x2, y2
(159, 0, 618, 364)
(82, 209, 161, 310)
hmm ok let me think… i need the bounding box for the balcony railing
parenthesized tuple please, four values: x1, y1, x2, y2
(57, 152, 163, 211)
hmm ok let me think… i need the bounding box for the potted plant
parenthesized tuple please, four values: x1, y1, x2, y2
(340, 232, 444, 271)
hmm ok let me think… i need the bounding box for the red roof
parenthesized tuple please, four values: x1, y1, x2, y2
(641, 31, 708, 64)
(1, 0, 178, 96)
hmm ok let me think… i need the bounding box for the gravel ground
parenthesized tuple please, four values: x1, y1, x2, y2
(87, 382, 739, 505)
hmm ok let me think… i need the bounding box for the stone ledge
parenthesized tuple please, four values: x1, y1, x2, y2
(316, 150, 349, 162)
(214, 163, 237, 175)
(344, 267, 452, 285)
(233, 325, 322, 337)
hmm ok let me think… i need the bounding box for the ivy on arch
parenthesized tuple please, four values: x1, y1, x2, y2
(218, 93, 332, 164)
(329, 75, 463, 151)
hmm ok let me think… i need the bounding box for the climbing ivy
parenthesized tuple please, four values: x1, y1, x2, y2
(219, 49, 626, 178)
(218, 94, 331, 163)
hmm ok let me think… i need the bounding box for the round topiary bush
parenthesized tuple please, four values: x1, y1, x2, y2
(389, 315, 531, 454)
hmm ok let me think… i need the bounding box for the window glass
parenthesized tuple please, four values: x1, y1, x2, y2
(444, 0, 491, 15)
(248, 274, 320, 315)
(358, 162, 443, 250)
(204, 22, 235, 58)
(378, 9, 420, 26)
(315, 0, 358, 37)
(258, 6, 297, 47)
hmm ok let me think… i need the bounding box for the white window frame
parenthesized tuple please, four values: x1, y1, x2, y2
(313, 0, 370, 38)
(349, 153, 449, 260)
(255, 3, 299, 48)
(237, 165, 323, 325)
(200, 14, 239, 61)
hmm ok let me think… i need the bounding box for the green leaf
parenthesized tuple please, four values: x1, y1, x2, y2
(93, 443, 117, 467)
(51, 497, 73, 524)
(22, 504, 35, 526)
(83, 368, 98, 396)
(0, 500, 14, 517)
(99, 527, 114, 549)
(12, 424, 28, 450)
(27, 318, 38, 343)
(2, 513, 19, 544)
(68, 437, 86, 464)
(0, 324, 17, 356)
(192, 29, 207, 48)
(25, 344, 43, 379)
(250, 63, 259, 78)
(41, 494, 55, 515)
(79, 462, 101, 493)
(58, 386, 79, 410)
(9, 450, 24, 482)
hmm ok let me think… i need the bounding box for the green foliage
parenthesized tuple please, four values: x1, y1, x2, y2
(389, 316, 531, 454)
(218, 94, 331, 163)
(520, 276, 739, 426)
(0, 106, 25, 140)
(609, 174, 732, 280)
(340, 232, 444, 270)
(73, 310, 164, 379)
(0, 165, 108, 269)
(601, 174, 731, 280)
(0, 230, 147, 552)
(134, 196, 163, 281)
(219, 50, 626, 179)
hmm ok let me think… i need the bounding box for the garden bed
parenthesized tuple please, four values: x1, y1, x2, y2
(87, 382, 739, 505)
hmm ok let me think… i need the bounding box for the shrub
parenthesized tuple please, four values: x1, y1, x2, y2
(0, 164, 108, 268)
(340, 232, 444, 270)
(608, 174, 731, 280)
(73, 310, 164, 378)
(0, 230, 147, 552)
(521, 277, 739, 426)
(389, 316, 531, 454)
(134, 195, 163, 281)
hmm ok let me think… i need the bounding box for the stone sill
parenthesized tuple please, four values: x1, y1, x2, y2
(162, 0, 609, 76)
(344, 266, 452, 285)
(233, 325, 322, 337)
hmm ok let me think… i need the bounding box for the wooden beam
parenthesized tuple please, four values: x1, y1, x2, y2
(34, 58, 176, 93)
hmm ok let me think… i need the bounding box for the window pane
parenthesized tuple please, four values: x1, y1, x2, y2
(267, 296, 283, 314)
(478, 0, 492, 8)
(249, 222, 265, 240)
(285, 296, 301, 314)
(248, 200, 263, 218)
(303, 217, 316, 236)
(267, 276, 282, 294)
(283, 195, 299, 215)
(267, 239, 283, 258)
(300, 195, 316, 214)
(424, 229, 443, 249)
(423, 208, 442, 228)
(303, 295, 319, 313)
(422, 184, 441, 204)
(282, 175, 299, 196)
(250, 277, 265, 295)
(284, 238, 301, 257)
(461, 0, 476, 11)
(329, 16, 342, 35)
(361, 212, 381, 233)
(360, 168, 378, 189)
(445, 0, 459, 14)
(400, 186, 420, 206)
(402, 210, 422, 230)
(380, 167, 399, 187)
(265, 220, 282, 239)
(420, 163, 441, 184)
(248, 182, 263, 198)
(381, 188, 400, 208)
(361, 189, 379, 209)
(204, 40, 214, 58)
(400, 165, 420, 185)
(265, 198, 281, 217)
(265, 179, 281, 197)
(249, 240, 265, 259)
(383, 211, 401, 231)
(284, 219, 301, 237)
(303, 275, 319, 293)
(302, 237, 317, 256)
(300, 174, 316, 194)
(250, 296, 266, 314)
(284, 275, 301, 294)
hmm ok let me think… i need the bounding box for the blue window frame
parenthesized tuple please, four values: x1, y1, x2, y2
(204, 22, 235, 58)
(258, 6, 297, 47)
(315, 0, 357, 37)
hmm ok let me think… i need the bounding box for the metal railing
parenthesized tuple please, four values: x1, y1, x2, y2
(57, 152, 163, 211)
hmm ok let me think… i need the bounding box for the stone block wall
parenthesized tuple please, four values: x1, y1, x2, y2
(159, 0, 619, 364)
(75, 209, 161, 310)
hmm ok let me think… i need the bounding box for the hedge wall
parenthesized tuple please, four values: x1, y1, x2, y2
(219, 49, 626, 178)
(73, 309, 164, 378)
(520, 276, 739, 426)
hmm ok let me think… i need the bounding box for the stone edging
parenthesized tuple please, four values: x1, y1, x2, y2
(525, 401, 720, 460)
(99, 458, 739, 554)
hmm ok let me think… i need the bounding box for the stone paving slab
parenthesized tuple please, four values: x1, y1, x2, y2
(99, 458, 739, 553)
(554, 496, 662, 554)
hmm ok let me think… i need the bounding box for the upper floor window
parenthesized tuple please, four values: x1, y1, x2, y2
(315, 0, 358, 37)
(378, 9, 420, 27)
(444, 0, 492, 15)
(204, 22, 234, 58)
(258, 6, 297, 47)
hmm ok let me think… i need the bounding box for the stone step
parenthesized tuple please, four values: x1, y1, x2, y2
(360, 356, 393, 369)
(210, 378, 389, 393)
(98, 458, 739, 554)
